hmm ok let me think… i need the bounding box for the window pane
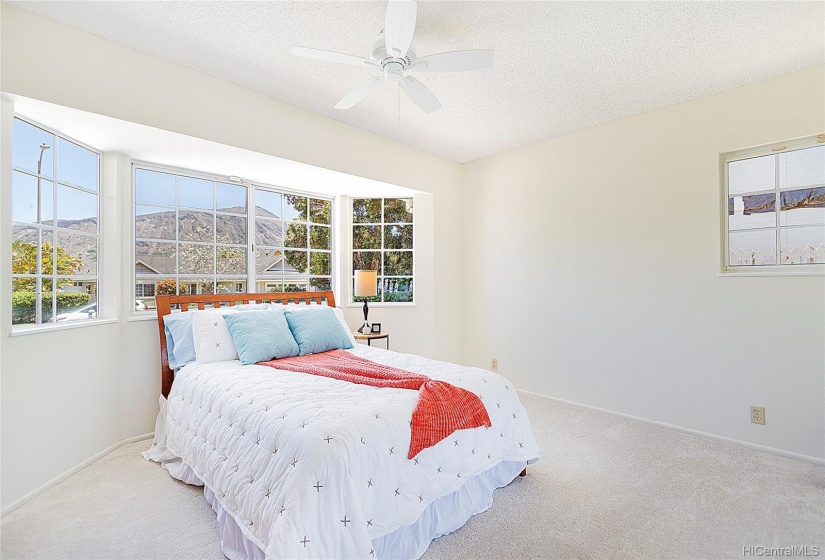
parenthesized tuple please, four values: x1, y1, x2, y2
(728, 155, 775, 195)
(728, 194, 775, 231)
(285, 222, 308, 248)
(256, 218, 283, 246)
(179, 176, 213, 210)
(57, 184, 98, 232)
(781, 226, 825, 265)
(135, 241, 177, 275)
(306, 225, 329, 250)
(780, 145, 825, 189)
(217, 279, 247, 294)
(179, 243, 214, 275)
(259, 280, 284, 293)
(284, 250, 308, 291)
(217, 183, 247, 213)
(256, 190, 282, 218)
(135, 276, 162, 309)
(13, 119, 54, 178)
(11, 224, 38, 276)
(383, 251, 413, 276)
(56, 230, 97, 276)
(284, 195, 307, 222)
(41, 181, 54, 225)
(57, 139, 97, 191)
(179, 278, 214, 295)
(384, 198, 413, 223)
(779, 187, 825, 227)
(51, 283, 96, 324)
(41, 229, 55, 276)
(728, 229, 776, 266)
(136, 206, 176, 240)
(382, 277, 413, 302)
(135, 169, 176, 206)
(12, 171, 37, 223)
(309, 199, 331, 224)
(216, 214, 246, 244)
(384, 225, 413, 249)
(178, 210, 214, 242)
(310, 278, 331, 291)
(353, 225, 381, 249)
(256, 248, 283, 277)
(310, 252, 330, 276)
(353, 199, 381, 223)
(353, 251, 381, 272)
(216, 246, 246, 275)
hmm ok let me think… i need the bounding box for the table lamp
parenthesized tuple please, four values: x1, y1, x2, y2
(354, 269, 378, 333)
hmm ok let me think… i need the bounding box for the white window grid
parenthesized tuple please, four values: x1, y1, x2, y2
(132, 162, 334, 310)
(721, 135, 825, 274)
(11, 116, 101, 327)
(350, 197, 414, 304)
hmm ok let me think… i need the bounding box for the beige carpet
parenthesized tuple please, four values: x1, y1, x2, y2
(2, 393, 823, 559)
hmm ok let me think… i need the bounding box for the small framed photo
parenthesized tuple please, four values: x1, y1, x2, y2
(370, 323, 382, 334)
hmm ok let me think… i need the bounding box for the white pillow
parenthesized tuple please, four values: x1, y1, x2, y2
(192, 308, 240, 363)
(272, 304, 356, 346)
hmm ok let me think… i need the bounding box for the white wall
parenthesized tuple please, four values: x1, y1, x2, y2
(0, 4, 462, 513)
(462, 65, 825, 462)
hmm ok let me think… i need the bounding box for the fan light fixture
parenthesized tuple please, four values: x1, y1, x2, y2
(291, 0, 493, 114)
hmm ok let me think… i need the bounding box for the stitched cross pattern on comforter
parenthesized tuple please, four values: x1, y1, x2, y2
(259, 350, 492, 459)
(154, 345, 539, 559)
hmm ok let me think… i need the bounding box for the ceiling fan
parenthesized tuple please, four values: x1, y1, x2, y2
(291, 0, 493, 114)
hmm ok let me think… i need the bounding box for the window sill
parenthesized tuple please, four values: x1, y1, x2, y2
(346, 302, 416, 308)
(719, 267, 825, 277)
(128, 313, 158, 322)
(10, 318, 119, 337)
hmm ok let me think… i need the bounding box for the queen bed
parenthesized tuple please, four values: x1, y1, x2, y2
(144, 291, 539, 559)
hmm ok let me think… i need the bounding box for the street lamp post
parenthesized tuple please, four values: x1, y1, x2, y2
(35, 143, 50, 324)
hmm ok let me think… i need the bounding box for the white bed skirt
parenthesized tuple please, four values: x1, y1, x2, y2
(145, 397, 527, 559)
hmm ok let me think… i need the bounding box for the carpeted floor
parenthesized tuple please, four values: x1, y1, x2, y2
(2, 393, 823, 559)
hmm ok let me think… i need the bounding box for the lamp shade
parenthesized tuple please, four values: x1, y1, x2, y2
(354, 270, 378, 297)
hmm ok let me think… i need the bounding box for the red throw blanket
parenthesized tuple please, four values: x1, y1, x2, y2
(259, 350, 491, 459)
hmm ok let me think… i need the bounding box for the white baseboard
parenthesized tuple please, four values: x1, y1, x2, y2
(518, 389, 825, 466)
(1, 432, 154, 518)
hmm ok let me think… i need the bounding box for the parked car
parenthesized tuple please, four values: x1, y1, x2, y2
(135, 300, 149, 311)
(54, 303, 96, 322)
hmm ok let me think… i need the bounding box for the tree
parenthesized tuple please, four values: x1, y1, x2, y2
(156, 278, 187, 296)
(12, 240, 82, 292)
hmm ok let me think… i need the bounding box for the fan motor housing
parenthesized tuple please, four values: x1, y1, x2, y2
(371, 37, 415, 69)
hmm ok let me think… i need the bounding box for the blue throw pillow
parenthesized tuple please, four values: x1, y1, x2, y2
(223, 310, 299, 365)
(163, 312, 196, 370)
(162, 304, 270, 370)
(284, 307, 354, 356)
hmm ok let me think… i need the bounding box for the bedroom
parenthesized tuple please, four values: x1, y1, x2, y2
(1, 1, 823, 559)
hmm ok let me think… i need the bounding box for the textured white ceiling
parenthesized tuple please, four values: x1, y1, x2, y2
(8, 1, 825, 163)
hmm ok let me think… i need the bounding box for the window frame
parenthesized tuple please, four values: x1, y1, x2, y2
(131, 161, 334, 315)
(720, 134, 825, 276)
(10, 115, 102, 330)
(349, 197, 415, 306)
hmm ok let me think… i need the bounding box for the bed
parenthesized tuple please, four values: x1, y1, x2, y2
(144, 291, 539, 559)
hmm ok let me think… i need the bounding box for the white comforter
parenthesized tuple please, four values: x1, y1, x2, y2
(147, 345, 539, 559)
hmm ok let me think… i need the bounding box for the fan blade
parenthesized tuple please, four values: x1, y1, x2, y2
(400, 75, 441, 114)
(384, 0, 417, 59)
(292, 46, 377, 68)
(412, 49, 494, 72)
(335, 76, 383, 110)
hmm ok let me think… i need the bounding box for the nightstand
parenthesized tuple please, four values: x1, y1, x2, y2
(353, 332, 389, 350)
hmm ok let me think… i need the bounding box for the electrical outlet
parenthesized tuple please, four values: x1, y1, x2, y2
(751, 406, 765, 425)
(491, 358, 498, 372)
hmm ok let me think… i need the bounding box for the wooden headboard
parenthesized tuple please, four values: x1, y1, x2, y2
(155, 291, 336, 398)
